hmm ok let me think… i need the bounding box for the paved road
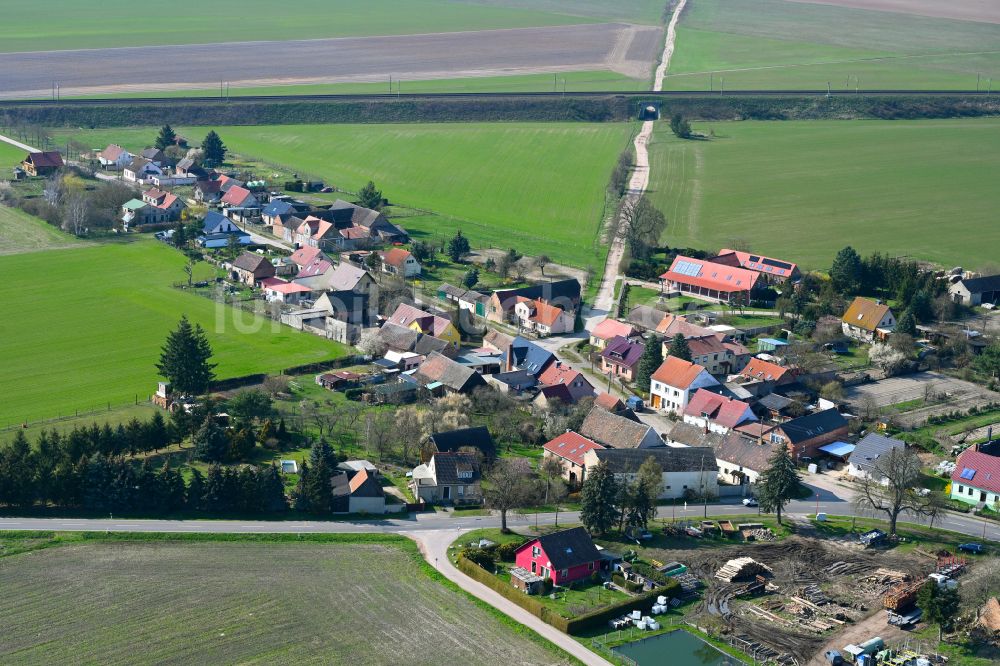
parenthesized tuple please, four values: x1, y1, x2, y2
(0, 23, 662, 99)
(0, 133, 39, 153)
(2, 495, 995, 541)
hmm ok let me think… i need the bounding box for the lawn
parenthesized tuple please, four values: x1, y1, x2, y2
(0, 534, 575, 665)
(0, 141, 25, 169)
(645, 118, 1000, 270)
(71, 71, 647, 99)
(0, 0, 598, 53)
(0, 205, 89, 256)
(0, 239, 345, 424)
(56, 123, 635, 268)
(664, 0, 1000, 90)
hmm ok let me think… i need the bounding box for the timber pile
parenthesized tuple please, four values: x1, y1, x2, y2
(884, 580, 924, 613)
(716, 557, 774, 583)
(801, 585, 830, 605)
(825, 561, 869, 576)
(870, 568, 910, 583)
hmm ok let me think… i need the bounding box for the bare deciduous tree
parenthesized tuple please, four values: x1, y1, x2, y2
(853, 447, 938, 536)
(482, 457, 538, 533)
(62, 194, 88, 236)
(364, 410, 394, 462)
(357, 329, 387, 358)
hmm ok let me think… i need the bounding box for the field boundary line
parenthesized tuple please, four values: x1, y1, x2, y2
(0, 132, 39, 152)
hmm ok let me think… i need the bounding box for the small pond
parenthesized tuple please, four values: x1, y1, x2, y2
(612, 629, 745, 666)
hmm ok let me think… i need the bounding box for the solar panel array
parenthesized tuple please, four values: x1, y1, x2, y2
(673, 260, 702, 277)
(960, 467, 976, 480)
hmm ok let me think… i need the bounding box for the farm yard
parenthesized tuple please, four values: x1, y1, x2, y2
(664, 0, 1000, 90)
(53, 123, 634, 268)
(0, 535, 573, 665)
(645, 117, 1000, 270)
(0, 239, 344, 425)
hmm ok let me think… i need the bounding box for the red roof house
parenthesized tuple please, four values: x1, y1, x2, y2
(589, 318, 637, 348)
(543, 432, 604, 485)
(712, 249, 800, 283)
(682, 389, 757, 434)
(951, 446, 1000, 506)
(660, 255, 760, 305)
(739, 357, 793, 385)
(514, 527, 604, 585)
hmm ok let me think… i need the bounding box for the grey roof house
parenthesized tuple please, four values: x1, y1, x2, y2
(579, 406, 663, 450)
(847, 433, 906, 480)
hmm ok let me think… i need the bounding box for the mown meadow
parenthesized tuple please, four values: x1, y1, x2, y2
(645, 116, 1000, 270)
(664, 0, 1000, 90)
(0, 234, 344, 424)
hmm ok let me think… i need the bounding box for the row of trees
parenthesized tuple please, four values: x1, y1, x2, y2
(579, 459, 663, 536)
(0, 440, 287, 514)
(0, 170, 135, 235)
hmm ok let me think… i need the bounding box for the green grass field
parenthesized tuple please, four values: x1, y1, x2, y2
(664, 0, 1000, 90)
(0, 238, 344, 424)
(0, 0, 600, 53)
(0, 141, 26, 169)
(0, 205, 89, 255)
(56, 123, 634, 268)
(0, 536, 573, 664)
(645, 117, 1000, 270)
(70, 70, 646, 99)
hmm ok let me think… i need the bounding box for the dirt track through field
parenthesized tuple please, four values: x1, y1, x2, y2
(786, 0, 1000, 24)
(590, 0, 687, 320)
(0, 23, 662, 99)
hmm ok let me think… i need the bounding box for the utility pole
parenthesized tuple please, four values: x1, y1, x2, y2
(710, 72, 713, 92)
(389, 74, 392, 94)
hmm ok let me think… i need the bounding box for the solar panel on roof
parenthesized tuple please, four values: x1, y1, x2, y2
(749, 255, 760, 262)
(762, 258, 792, 270)
(960, 468, 976, 480)
(674, 260, 702, 277)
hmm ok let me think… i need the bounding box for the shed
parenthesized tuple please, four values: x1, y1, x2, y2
(819, 441, 856, 461)
(510, 566, 544, 594)
(757, 337, 789, 352)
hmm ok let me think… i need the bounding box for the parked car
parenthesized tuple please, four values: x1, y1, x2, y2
(958, 543, 984, 554)
(742, 497, 758, 507)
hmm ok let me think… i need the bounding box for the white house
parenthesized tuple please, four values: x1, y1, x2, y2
(380, 248, 421, 278)
(842, 297, 896, 342)
(97, 144, 133, 170)
(649, 356, 720, 414)
(123, 157, 164, 184)
(583, 447, 718, 500)
(950, 444, 1000, 507)
(513, 297, 574, 337)
(847, 433, 906, 481)
(261, 278, 311, 305)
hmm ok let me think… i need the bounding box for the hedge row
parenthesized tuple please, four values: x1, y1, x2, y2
(455, 555, 680, 634)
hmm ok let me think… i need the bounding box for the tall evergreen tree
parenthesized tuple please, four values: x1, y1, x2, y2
(156, 315, 216, 395)
(193, 416, 228, 462)
(302, 457, 334, 515)
(580, 461, 620, 536)
(203, 464, 227, 512)
(160, 461, 186, 511)
(830, 246, 863, 295)
(308, 439, 336, 469)
(756, 444, 800, 525)
(201, 130, 227, 167)
(635, 335, 663, 391)
(186, 468, 205, 510)
(0, 431, 35, 507)
(447, 230, 471, 262)
(896, 309, 918, 337)
(293, 460, 312, 513)
(172, 221, 187, 248)
(136, 459, 161, 511)
(155, 124, 178, 151)
(667, 333, 692, 362)
(145, 411, 171, 452)
(356, 180, 384, 210)
(917, 579, 960, 642)
(259, 464, 288, 513)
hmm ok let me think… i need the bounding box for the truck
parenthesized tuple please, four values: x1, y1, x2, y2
(887, 607, 922, 627)
(884, 580, 924, 613)
(843, 638, 884, 663)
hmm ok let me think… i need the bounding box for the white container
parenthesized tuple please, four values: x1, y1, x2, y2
(657, 595, 668, 605)
(631, 610, 642, 620)
(649, 621, 661, 631)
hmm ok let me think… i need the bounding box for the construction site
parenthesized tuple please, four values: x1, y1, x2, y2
(639, 533, 976, 665)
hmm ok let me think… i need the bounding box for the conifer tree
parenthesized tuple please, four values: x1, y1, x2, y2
(757, 444, 800, 525)
(635, 335, 663, 391)
(667, 333, 692, 362)
(201, 130, 227, 167)
(157, 315, 216, 395)
(155, 124, 177, 151)
(580, 461, 620, 536)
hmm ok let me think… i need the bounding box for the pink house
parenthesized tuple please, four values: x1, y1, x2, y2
(514, 527, 604, 585)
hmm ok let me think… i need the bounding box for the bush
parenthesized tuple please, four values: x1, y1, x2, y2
(589, 571, 602, 585)
(461, 546, 496, 570)
(496, 540, 524, 562)
(542, 577, 554, 594)
(344, 388, 364, 401)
